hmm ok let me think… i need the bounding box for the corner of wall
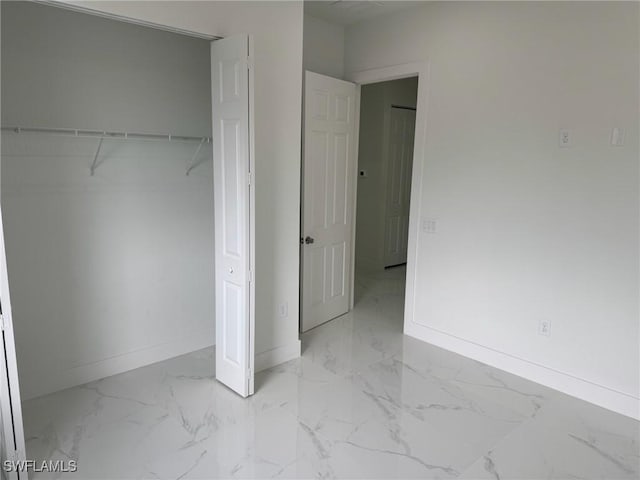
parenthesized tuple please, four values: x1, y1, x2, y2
(255, 339, 301, 373)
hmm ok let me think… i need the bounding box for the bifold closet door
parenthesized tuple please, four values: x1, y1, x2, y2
(0, 206, 27, 480)
(211, 35, 255, 397)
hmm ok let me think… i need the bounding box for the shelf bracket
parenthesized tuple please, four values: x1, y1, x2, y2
(90, 136, 104, 176)
(186, 137, 207, 176)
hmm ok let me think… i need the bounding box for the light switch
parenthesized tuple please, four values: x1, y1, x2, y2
(559, 129, 572, 148)
(611, 128, 625, 147)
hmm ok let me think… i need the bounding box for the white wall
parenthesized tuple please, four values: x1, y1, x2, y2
(1, 1, 214, 399)
(356, 77, 417, 271)
(346, 2, 639, 418)
(68, 1, 304, 371)
(303, 14, 345, 79)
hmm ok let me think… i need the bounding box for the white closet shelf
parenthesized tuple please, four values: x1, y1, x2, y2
(1, 125, 212, 176)
(1, 126, 211, 143)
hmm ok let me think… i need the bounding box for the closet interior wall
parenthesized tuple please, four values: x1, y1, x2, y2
(0, 1, 214, 399)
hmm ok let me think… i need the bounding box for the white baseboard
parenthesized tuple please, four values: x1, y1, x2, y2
(404, 321, 640, 421)
(255, 339, 301, 373)
(22, 330, 215, 400)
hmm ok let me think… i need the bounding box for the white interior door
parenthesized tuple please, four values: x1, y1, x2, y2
(384, 107, 416, 268)
(212, 35, 255, 397)
(0, 206, 27, 480)
(302, 71, 357, 332)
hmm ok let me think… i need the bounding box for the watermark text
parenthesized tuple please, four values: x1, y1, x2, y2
(3, 460, 78, 473)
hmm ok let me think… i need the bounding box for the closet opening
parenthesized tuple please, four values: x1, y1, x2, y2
(0, 2, 252, 476)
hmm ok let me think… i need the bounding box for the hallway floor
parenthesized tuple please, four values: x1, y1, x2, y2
(23, 267, 639, 479)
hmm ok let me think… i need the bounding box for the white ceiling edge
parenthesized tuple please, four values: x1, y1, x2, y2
(304, 0, 424, 27)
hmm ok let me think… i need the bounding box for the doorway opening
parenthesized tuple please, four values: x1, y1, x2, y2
(298, 66, 425, 383)
(300, 65, 425, 340)
(351, 77, 418, 332)
(354, 77, 418, 299)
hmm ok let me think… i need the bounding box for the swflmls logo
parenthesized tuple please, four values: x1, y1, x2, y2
(3, 460, 78, 473)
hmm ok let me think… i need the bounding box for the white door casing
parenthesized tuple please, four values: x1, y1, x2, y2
(0, 205, 27, 480)
(349, 62, 429, 354)
(384, 107, 416, 267)
(302, 72, 357, 332)
(212, 35, 255, 397)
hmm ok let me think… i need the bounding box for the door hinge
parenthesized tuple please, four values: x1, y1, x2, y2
(248, 172, 253, 186)
(0, 314, 5, 332)
(247, 56, 254, 70)
(248, 268, 253, 284)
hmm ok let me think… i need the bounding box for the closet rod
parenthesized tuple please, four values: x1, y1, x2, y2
(1, 126, 211, 143)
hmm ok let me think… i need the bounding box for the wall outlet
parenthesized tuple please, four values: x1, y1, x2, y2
(278, 302, 288, 318)
(538, 319, 551, 337)
(559, 129, 572, 148)
(422, 218, 437, 234)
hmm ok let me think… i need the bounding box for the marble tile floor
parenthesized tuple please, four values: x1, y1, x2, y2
(23, 266, 639, 479)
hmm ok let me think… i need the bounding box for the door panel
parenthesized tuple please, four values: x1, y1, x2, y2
(330, 242, 346, 298)
(0, 206, 27, 480)
(212, 36, 254, 397)
(384, 107, 416, 268)
(332, 134, 349, 224)
(302, 72, 357, 332)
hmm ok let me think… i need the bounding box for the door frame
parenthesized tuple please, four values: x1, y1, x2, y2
(346, 61, 429, 331)
(0, 206, 28, 480)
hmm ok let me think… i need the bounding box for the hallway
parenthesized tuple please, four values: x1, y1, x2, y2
(23, 267, 639, 479)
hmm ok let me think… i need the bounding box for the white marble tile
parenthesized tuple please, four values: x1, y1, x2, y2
(185, 406, 324, 479)
(279, 375, 484, 478)
(21, 266, 640, 479)
(395, 334, 559, 418)
(460, 392, 640, 480)
(301, 311, 404, 378)
(350, 358, 529, 451)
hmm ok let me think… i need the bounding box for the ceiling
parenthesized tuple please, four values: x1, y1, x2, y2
(304, 1, 421, 26)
